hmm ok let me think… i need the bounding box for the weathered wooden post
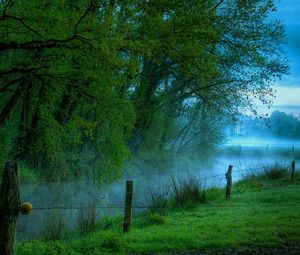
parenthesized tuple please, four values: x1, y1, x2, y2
(225, 165, 233, 200)
(123, 180, 133, 233)
(0, 162, 20, 255)
(291, 160, 296, 182)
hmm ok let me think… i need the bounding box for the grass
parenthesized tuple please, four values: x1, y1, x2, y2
(16, 170, 300, 254)
(147, 185, 170, 215)
(77, 203, 97, 236)
(40, 210, 67, 241)
(170, 175, 207, 208)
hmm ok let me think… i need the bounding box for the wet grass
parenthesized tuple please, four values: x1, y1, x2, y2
(17, 171, 300, 255)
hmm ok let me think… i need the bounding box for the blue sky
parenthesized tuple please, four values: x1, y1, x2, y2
(259, 0, 300, 116)
(273, 0, 300, 87)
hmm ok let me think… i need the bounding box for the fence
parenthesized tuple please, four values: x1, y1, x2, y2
(0, 160, 298, 254)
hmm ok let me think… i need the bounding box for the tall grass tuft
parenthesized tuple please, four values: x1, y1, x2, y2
(261, 163, 289, 180)
(40, 210, 67, 241)
(171, 175, 207, 208)
(77, 202, 97, 236)
(147, 185, 170, 215)
(241, 163, 289, 182)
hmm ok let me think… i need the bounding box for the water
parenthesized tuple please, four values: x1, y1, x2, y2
(17, 142, 299, 240)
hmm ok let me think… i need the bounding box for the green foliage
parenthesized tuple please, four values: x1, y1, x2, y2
(0, 0, 137, 180)
(19, 165, 39, 183)
(228, 111, 300, 139)
(269, 111, 300, 139)
(0, 0, 289, 180)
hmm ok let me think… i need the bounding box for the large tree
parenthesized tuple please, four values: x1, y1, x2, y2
(0, 0, 136, 180)
(0, 0, 288, 179)
(127, 0, 288, 153)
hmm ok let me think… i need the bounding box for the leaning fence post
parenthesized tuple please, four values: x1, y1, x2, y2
(0, 162, 20, 255)
(291, 161, 296, 182)
(225, 165, 233, 200)
(123, 180, 133, 233)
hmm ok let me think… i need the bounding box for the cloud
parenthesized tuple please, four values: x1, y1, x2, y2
(273, 86, 300, 105)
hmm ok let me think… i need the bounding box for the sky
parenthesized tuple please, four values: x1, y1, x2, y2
(259, 0, 300, 117)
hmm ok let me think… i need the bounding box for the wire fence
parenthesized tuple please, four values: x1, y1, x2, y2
(0, 162, 295, 218)
(11, 164, 295, 213)
(0, 159, 298, 251)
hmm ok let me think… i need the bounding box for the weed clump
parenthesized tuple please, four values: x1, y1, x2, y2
(148, 213, 166, 225)
(40, 210, 67, 241)
(261, 163, 289, 180)
(77, 202, 97, 236)
(101, 233, 124, 251)
(147, 185, 170, 215)
(171, 175, 207, 208)
(236, 162, 291, 192)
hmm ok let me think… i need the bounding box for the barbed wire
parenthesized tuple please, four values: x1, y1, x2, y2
(1, 163, 296, 214)
(0, 202, 297, 214)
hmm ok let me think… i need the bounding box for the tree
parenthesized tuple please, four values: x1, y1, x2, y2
(268, 111, 300, 139)
(0, 0, 289, 179)
(127, 0, 288, 153)
(0, 0, 136, 180)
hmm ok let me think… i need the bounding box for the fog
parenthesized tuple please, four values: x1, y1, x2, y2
(17, 136, 300, 240)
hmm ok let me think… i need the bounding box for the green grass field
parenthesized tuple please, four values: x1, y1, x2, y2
(17, 170, 300, 255)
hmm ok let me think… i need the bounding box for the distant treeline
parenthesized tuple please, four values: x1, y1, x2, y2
(228, 111, 300, 139)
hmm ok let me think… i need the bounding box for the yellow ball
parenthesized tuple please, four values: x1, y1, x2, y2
(20, 202, 33, 215)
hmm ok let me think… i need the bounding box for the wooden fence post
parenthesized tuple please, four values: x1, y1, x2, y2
(225, 165, 233, 200)
(123, 180, 133, 233)
(291, 160, 296, 182)
(0, 162, 20, 255)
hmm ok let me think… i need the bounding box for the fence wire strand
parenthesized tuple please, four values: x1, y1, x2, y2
(1, 163, 297, 214)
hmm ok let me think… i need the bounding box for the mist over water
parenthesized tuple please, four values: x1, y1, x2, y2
(17, 137, 300, 240)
